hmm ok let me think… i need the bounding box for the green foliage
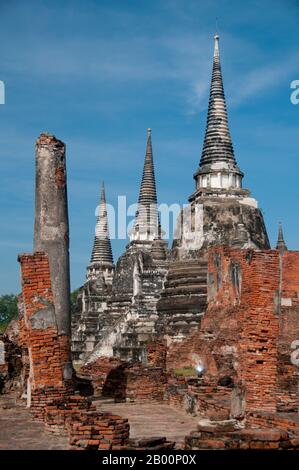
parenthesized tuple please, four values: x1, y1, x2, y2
(0, 294, 18, 332)
(70, 289, 80, 313)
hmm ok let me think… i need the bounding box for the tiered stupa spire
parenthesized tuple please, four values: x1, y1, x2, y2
(193, 34, 244, 193)
(276, 222, 288, 253)
(130, 128, 160, 242)
(87, 182, 114, 282)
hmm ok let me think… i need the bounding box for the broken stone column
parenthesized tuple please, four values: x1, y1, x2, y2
(17, 133, 74, 417)
(34, 133, 71, 338)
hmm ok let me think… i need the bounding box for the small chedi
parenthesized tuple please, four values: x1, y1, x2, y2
(72, 131, 168, 363)
(1, 34, 298, 451)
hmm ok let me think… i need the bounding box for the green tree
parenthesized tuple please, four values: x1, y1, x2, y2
(0, 294, 18, 332)
(70, 289, 80, 313)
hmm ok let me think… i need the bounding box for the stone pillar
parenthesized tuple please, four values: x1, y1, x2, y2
(34, 133, 71, 337)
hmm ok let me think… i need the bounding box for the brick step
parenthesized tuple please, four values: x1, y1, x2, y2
(170, 259, 208, 267)
(167, 270, 207, 279)
(115, 335, 150, 343)
(81, 312, 100, 318)
(158, 300, 206, 312)
(164, 279, 207, 288)
(166, 271, 207, 280)
(81, 318, 99, 324)
(162, 286, 207, 295)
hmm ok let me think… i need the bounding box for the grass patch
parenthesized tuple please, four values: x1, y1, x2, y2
(173, 367, 196, 377)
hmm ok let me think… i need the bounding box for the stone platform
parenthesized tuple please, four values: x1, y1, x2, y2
(0, 394, 198, 450)
(0, 394, 67, 450)
(98, 399, 198, 447)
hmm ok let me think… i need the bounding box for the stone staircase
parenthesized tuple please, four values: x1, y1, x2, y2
(156, 259, 208, 338)
(84, 300, 159, 365)
(84, 308, 138, 364)
(113, 313, 157, 363)
(72, 292, 132, 362)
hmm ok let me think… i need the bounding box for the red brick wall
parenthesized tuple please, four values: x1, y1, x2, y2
(18, 252, 72, 409)
(282, 252, 299, 299)
(80, 356, 166, 403)
(169, 247, 299, 416)
(146, 340, 167, 369)
(235, 250, 280, 413)
(125, 364, 166, 402)
(79, 357, 126, 398)
(167, 247, 289, 415)
(276, 251, 299, 412)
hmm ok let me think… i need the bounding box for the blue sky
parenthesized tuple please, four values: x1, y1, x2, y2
(0, 0, 298, 294)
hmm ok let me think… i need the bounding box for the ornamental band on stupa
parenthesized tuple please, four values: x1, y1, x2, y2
(72, 34, 270, 363)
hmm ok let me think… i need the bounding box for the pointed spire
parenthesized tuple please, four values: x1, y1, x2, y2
(131, 128, 160, 242)
(90, 181, 114, 265)
(276, 222, 288, 253)
(200, 34, 235, 166)
(192, 34, 244, 194)
(214, 33, 219, 58)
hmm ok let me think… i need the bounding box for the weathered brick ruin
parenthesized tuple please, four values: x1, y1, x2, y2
(1, 34, 298, 452)
(79, 341, 167, 403)
(0, 328, 22, 394)
(17, 252, 74, 419)
(166, 246, 299, 449)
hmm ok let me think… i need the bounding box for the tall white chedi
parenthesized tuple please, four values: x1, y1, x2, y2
(87, 182, 114, 284)
(194, 34, 244, 192)
(130, 128, 161, 243)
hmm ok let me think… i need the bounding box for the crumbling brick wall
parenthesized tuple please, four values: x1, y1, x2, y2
(167, 246, 299, 417)
(125, 364, 167, 402)
(18, 252, 74, 418)
(199, 247, 281, 414)
(276, 252, 299, 412)
(80, 356, 167, 403)
(146, 340, 167, 369)
(0, 329, 23, 394)
(233, 250, 280, 414)
(79, 357, 127, 398)
(80, 341, 168, 403)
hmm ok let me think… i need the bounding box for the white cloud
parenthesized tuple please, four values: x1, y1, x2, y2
(228, 52, 299, 107)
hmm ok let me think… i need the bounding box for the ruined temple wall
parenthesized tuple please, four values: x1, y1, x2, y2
(207, 247, 280, 414)
(166, 246, 243, 374)
(277, 306, 299, 412)
(166, 305, 240, 377)
(235, 250, 279, 414)
(167, 246, 299, 416)
(282, 252, 299, 298)
(276, 252, 299, 412)
(80, 342, 167, 402)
